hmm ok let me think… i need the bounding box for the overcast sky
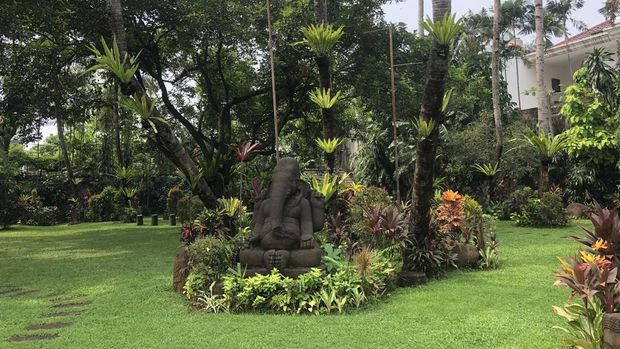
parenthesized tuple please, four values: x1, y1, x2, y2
(383, 0, 607, 41)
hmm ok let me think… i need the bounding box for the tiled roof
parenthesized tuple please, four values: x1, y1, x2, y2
(552, 20, 614, 48)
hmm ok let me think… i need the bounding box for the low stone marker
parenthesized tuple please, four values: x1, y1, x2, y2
(136, 215, 143, 226)
(151, 214, 158, 226)
(170, 214, 176, 226)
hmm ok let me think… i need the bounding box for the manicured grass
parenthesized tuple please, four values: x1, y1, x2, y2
(0, 220, 586, 348)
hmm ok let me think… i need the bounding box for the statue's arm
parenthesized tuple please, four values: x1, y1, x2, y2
(300, 199, 314, 249)
(248, 201, 263, 244)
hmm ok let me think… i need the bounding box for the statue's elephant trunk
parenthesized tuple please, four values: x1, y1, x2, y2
(268, 180, 289, 238)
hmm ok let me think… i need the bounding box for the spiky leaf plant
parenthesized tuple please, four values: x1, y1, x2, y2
(422, 13, 463, 46)
(309, 88, 342, 109)
(293, 24, 345, 56)
(472, 162, 501, 177)
(413, 118, 436, 139)
(315, 137, 343, 154)
(85, 37, 140, 83)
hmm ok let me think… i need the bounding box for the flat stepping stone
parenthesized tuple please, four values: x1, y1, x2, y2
(42, 311, 82, 318)
(9, 333, 59, 342)
(26, 322, 73, 330)
(51, 301, 92, 308)
(51, 294, 89, 302)
(10, 289, 39, 297)
(0, 288, 22, 295)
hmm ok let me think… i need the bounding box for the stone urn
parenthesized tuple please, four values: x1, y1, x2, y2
(603, 313, 620, 349)
(452, 243, 479, 267)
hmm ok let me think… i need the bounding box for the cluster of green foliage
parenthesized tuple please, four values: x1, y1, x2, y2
(504, 188, 569, 227)
(0, 161, 19, 229)
(194, 247, 395, 315)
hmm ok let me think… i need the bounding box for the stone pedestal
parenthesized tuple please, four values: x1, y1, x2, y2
(169, 214, 176, 226)
(397, 271, 427, 287)
(136, 214, 143, 226)
(243, 266, 323, 278)
(603, 313, 620, 349)
(151, 214, 158, 226)
(453, 243, 480, 268)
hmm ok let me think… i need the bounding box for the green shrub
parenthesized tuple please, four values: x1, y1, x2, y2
(194, 247, 396, 314)
(18, 189, 59, 226)
(511, 190, 568, 227)
(500, 187, 536, 220)
(187, 235, 235, 284)
(166, 187, 185, 216)
(178, 196, 205, 223)
(85, 186, 118, 222)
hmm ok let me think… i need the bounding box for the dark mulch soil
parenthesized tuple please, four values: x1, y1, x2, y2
(0, 288, 22, 295)
(51, 294, 89, 302)
(10, 289, 40, 297)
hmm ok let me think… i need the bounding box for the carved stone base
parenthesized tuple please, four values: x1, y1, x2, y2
(603, 313, 620, 349)
(397, 271, 427, 287)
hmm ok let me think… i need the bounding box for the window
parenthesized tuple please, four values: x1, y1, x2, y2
(551, 78, 561, 93)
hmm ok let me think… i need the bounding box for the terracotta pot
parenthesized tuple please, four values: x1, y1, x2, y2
(453, 243, 479, 268)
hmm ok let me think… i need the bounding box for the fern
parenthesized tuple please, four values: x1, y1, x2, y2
(309, 88, 342, 109)
(85, 37, 140, 83)
(293, 24, 344, 56)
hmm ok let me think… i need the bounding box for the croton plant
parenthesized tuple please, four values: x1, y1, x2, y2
(554, 200, 620, 313)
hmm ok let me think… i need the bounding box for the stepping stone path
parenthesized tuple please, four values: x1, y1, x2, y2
(1, 286, 93, 343)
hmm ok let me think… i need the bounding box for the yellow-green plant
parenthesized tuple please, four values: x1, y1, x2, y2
(85, 37, 140, 83)
(178, 169, 204, 190)
(522, 131, 570, 161)
(422, 13, 463, 46)
(120, 187, 138, 200)
(414, 118, 436, 139)
(309, 88, 342, 109)
(442, 88, 454, 112)
(472, 162, 500, 177)
(218, 197, 245, 218)
(315, 137, 343, 154)
(311, 173, 349, 202)
(552, 297, 604, 349)
(293, 24, 344, 56)
(120, 95, 168, 134)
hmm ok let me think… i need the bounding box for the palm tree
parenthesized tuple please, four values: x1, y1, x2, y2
(312, 0, 338, 172)
(418, 0, 425, 35)
(406, 0, 459, 269)
(600, 0, 620, 22)
(547, 0, 586, 82)
(522, 131, 569, 193)
(492, 0, 504, 164)
(534, 0, 553, 135)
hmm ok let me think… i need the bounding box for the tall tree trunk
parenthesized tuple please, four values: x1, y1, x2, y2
(112, 84, 124, 167)
(418, 0, 425, 35)
(492, 0, 504, 164)
(56, 115, 73, 181)
(534, 0, 552, 135)
(564, 23, 574, 83)
(405, 0, 452, 269)
(313, 0, 336, 172)
(106, 0, 218, 209)
(539, 160, 549, 194)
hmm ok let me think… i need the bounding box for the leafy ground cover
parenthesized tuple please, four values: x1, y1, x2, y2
(0, 221, 585, 348)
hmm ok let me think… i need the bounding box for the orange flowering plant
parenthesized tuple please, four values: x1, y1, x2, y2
(554, 200, 620, 313)
(435, 190, 467, 240)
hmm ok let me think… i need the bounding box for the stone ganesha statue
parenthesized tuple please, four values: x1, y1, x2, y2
(239, 157, 324, 275)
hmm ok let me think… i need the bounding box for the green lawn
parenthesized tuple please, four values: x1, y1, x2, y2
(0, 220, 585, 348)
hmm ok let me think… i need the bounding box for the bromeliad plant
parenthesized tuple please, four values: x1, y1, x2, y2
(85, 37, 140, 84)
(311, 173, 349, 203)
(315, 137, 344, 154)
(421, 13, 463, 46)
(293, 23, 345, 56)
(310, 88, 342, 110)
